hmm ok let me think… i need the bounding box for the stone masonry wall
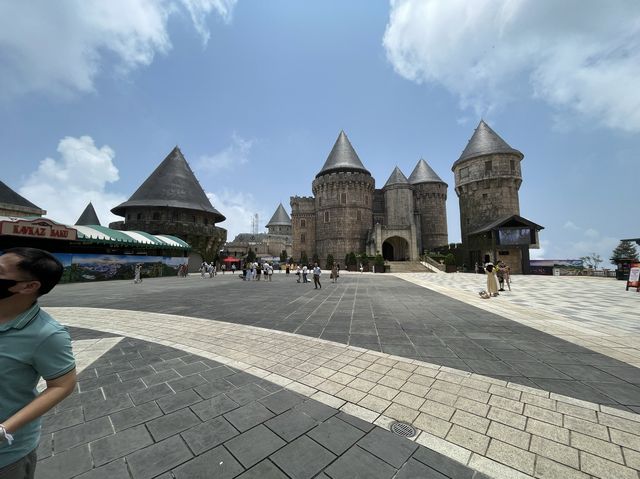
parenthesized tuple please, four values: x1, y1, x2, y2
(290, 196, 316, 262)
(412, 182, 448, 252)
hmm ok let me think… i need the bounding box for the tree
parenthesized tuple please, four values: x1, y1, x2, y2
(345, 252, 357, 267)
(580, 253, 602, 269)
(325, 254, 334, 270)
(280, 250, 288, 263)
(610, 241, 639, 265)
(444, 253, 456, 266)
(374, 253, 385, 272)
(300, 251, 308, 265)
(358, 252, 369, 267)
(246, 247, 256, 263)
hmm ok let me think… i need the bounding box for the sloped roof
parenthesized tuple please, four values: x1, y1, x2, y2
(0, 181, 45, 213)
(467, 214, 544, 236)
(409, 159, 446, 185)
(316, 131, 370, 178)
(75, 202, 101, 226)
(453, 120, 523, 169)
(266, 203, 291, 227)
(111, 147, 225, 222)
(383, 166, 409, 188)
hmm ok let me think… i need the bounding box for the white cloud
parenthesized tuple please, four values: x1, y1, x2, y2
(383, 0, 640, 132)
(206, 189, 268, 241)
(18, 136, 127, 226)
(0, 0, 236, 100)
(196, 133, 254, 173)
(563, 221, 580, 230)
(529, 239, 548, 260)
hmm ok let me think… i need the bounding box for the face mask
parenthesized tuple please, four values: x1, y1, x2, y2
(0, 279, 19, 300)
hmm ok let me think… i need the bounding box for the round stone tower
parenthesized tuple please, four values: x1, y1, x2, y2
(408, 159, 448, 252)
(266, 203, 291, 236)
(383, 166, 413, 226)
(312, 131, 374, 262)
(452, 120, 523, 242)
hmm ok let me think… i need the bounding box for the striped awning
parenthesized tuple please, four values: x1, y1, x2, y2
(73, 225, 190, 249)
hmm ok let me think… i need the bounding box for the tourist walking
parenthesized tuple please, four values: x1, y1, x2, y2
(497, 261, 506, 291)
(0, 248, 77, 479)
(485, 263, 499, 297)
(134, 263, 143, 284)
(231, 264, 236, 274)
(313, 263, 322, 289)
(302, 265, 308, 283)
(295, 265, 301, 283)
(268, 263, 273, 282)
(331, 263, 338, 283)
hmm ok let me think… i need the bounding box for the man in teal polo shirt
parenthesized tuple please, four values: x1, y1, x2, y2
(0, 248, 76, 479)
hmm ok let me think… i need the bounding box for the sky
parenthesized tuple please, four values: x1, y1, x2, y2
(1, 0, 639, 264)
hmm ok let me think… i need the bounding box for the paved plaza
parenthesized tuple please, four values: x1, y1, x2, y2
(36, 272, 640, 478)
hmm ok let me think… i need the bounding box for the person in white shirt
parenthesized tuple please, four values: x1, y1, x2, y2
(302, 265, 308, 283)
(313, 263, 322, 289)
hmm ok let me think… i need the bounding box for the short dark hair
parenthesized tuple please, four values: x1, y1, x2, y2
(4, 247, 63, 295)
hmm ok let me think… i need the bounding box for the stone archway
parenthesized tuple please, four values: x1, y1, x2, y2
(382, 236, 410, 261)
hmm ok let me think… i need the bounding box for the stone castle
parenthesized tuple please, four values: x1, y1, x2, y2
(291, 122, 541, 273)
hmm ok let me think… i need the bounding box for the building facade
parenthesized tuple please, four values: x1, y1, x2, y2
(291, 131, 448, 264)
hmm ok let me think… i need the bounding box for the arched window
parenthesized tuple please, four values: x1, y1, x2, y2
(301, 219, 306, 228)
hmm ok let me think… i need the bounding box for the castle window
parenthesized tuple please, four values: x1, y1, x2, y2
(301, 233, 306, 244)
(340, 193, 347, 204)
(136, 213, 143, 220)
(191, 215, 197, 223)
(152, 212, 160, 221)
(510, 160, 515, 172)
(482, 193, 488, 200)
(204, 218, 208, 225)
(485, 160, 492, 173)
(460, 167, 469, 179)
(301, 219, 306, 228)
(127, 214, 131, 220)
(357, 210, 361, 221)
(324, 211, 330, 223)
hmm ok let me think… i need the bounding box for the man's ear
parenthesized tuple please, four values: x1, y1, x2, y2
(19, 280, 41, 296)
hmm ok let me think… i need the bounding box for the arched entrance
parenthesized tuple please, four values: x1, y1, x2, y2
(382, 236, 410, 261)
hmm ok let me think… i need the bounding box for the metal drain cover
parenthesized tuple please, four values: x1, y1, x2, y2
(390, 421, 416, 438)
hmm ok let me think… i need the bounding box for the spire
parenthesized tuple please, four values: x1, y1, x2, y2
(409, 159, 446, 185)
(316, 130, 370, 178)
(0, 180, 45, 215)
(111, 146, 225, 222)
(383, 166, 409, 188)
(266, 203, 291, 227)
(75, 202, 101, 225)
(454, 120, 523, 169)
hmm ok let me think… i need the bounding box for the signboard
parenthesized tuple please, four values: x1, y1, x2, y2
(0, 218, 77, 241)
(498, 228, 531, 245)
(627, 263, 640, 292)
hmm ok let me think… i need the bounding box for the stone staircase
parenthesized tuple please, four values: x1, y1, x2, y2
(386, 261, 433, 273)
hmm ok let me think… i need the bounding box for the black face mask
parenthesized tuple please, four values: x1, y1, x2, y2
(0, 279, 19, 300)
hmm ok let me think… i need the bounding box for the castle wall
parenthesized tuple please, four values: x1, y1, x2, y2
(413, 182, 448, 252)
(454, 153, 522, 240)
(312, 171, 374, 262)
(290, 196, 316, 261)
(384, 185, 414, 227)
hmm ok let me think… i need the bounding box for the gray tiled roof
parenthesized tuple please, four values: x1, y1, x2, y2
(383, 166, 409, 188)
(316, 131, 370, 178)
(0, 180, 44, 212)
(75, 202, 101, 226)
(467, 214, 544, 236)
(111, 147, 225, 222)
(454, 120, 523, 169)
(266, 203, 291, 227)
(408, 159, 446, 185)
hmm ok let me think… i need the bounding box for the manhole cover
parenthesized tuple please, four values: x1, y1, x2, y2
(390, 421, 416, 438)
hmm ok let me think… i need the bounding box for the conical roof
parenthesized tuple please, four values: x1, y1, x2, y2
(316, 130, 370, 178)
(0, 180, 45, 214)
(111, 146, 225, 222)
(383, 166, 409, 188)
(409, 159, 446, 185)
(453, 120, 523, 169)
(75, 202, 101, 226)
(266, 203, 291, 227)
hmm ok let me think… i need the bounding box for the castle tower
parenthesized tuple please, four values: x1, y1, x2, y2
(383, 167, 413, 226)
(266, 203, 291, 236)
(110, 146, 226, 267)
(409, 158, 448, 252)
(452, 120, 523, 242)
(311, 131, 374, 262)
(0, 181, 46, 217)
(75, 202, 101, 226)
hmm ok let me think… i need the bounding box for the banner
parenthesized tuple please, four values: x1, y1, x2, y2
(627, 263, 640, 292)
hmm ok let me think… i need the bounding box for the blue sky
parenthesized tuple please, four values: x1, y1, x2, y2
(1, 0, 639, 264)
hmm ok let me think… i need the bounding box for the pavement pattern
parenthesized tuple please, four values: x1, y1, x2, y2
(35, 272, 640, 479)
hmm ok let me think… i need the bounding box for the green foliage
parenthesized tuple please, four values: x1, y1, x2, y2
(374, 253, 385, 268)
(358, 252, 369, 266)
(280, 250, 288, 263)
(326, 254, 334, 270)
(580, 253, 603, 269)
(610, 241, 639, 264)
(345, 251, 357, 266)
(300, 251, 308, 265)
(312, 253, 319, 264)
(246, 248, 256, 263)
(444, 253, 456, 266)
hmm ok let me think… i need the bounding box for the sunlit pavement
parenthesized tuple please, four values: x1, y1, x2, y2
(36, 272, 640, 478)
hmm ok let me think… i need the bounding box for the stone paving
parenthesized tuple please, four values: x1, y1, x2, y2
(35, 272, 640, 478)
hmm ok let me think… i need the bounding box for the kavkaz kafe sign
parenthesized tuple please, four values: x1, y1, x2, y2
(0, 218, 78, 241)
